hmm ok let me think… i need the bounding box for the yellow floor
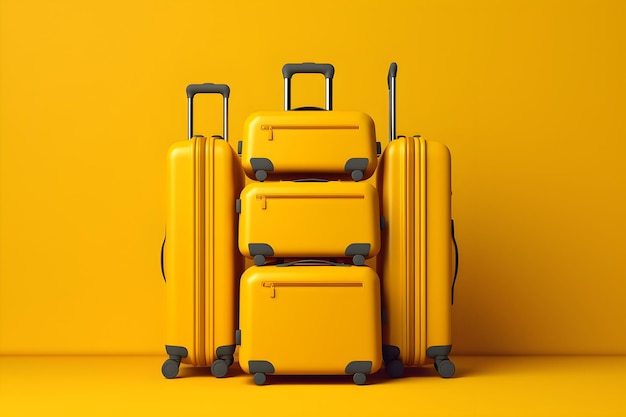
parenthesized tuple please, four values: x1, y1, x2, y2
(0, 355, 624, 416)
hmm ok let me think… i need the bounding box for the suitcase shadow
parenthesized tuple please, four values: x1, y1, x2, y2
(174, 362, 471, 382)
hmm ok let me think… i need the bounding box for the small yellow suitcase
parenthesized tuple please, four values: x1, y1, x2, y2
(161, 84, 245, 378)
(237, 180, 381, 265)
(237, 262, 383, 385)
(377, 64, 458, 378)
(238, 63, 378, 182)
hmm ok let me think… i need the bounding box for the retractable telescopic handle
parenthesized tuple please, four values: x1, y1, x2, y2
(388, 62, 398, 142)
(185, 83, 230, 140)
(282, 62, 335, 111)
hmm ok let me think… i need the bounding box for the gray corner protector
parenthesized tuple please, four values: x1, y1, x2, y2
(380, 216, 386, 231)
(344, 158, 369, 172)
(250, 158, 274, 172)
(426, 345, 453, 359)
(376, 142, 382, 156)
(237, 140, 243, 155)
(345, 361, 372, 375)
(165, 345, 189, 359)
(345, 243, 371, 257)
(249, 243, 274, 256)
(235, 199, 242, 214)
(235, 330, 241, 346)
(248, 360, 275, 374)
(216, 345, 236, 358)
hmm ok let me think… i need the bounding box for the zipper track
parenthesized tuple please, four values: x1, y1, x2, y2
(255, 193, 365, 210)
(262, 281, 363, 298)
(261, 125, 359, 130)
(261, 124, 359, 140)
(406, 139, 416, 365)
(195, 137, 206, 366)
(419, 137, 427, 366)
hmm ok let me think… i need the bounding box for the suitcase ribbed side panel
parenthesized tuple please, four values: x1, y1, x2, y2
(424, 140, 453, 351)
(165, 137, 244, 369)
(378, 136, 453, 369)
(165, 139, 200, 366)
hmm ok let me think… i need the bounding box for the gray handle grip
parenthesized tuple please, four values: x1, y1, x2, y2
(387, 62, 398, 89)
(388, 62, 397, 141)
(186, 83, 230, 99)
(283, 63, 334, 111)
(282, 63, 335, 79)
(186, 83, 230, 140)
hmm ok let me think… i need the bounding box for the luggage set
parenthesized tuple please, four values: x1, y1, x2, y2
(161, 63, 458, 384)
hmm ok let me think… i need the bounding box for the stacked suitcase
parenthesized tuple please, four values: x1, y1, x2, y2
(161, 62, 457, 384)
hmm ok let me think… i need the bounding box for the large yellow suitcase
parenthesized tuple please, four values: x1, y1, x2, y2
(376, 64, 457, 378)
(238, 63, 378, 182)
(237, 180, 381, 265)
(237, 262, 383, 385)
(161, 84, 245, 378)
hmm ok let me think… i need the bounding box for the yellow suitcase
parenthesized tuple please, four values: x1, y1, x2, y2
(238, 63, 378, 182)
(237, 262, 383, 385)
(161, 84, 245, 378)
(237, 180, 381, 265)
(376, 64, 458, 378)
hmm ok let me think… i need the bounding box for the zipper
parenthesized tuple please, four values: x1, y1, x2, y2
(262, 282, 363, 298)
(256, 193, 364, 209)
(195, 136, 206, 365)
(418, 136, 427, 366)
(406, 138, 416, 366)
(261, 124, 359, 141)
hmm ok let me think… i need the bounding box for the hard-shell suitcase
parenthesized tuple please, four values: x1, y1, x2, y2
(239, 63, 378, 182)
(376, 63, 458, 378)
(237, 180, 382, 265)
(237, 262, 383, 385)
(161, 83, 245, 378)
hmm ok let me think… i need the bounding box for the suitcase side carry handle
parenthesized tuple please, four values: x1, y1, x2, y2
(282, 62, 335, 111)
(388, 62, 397, 142)
(186, 83, 230, 140)
(451, 219, 459, 304)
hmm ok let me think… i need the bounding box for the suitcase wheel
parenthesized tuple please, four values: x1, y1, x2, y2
(352, 255, 365, 266)
(253, 255, 266, 266)
(385, 359, 404, 379)
(434, 359, 456, 378)
(211, 359, 229, 378)
(255, 170, 268, 182)
(351, 169, 364, 182)
(352, 372, 367, 385)
(161, 358, 180, 379)
(253, 373, 267, 386)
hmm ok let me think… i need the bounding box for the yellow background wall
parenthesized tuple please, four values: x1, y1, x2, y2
(1, 0, 624, 355)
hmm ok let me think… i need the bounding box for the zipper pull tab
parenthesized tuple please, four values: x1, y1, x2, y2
(263, 282, 276, 298)
(256, 195, 267, 209)
(261, 125, 273, 141)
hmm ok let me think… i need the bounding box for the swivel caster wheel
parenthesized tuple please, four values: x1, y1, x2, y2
(353, 372, 367, 385)
(255, 170, 268, 182)
(351, 169, 364, 182)
(385, 359, 404, 379)
(211, 359, 229, 378)
(253, 373, 267, 386)
(254, 255, 266, 266)
(161, 359, 180, 379)
(434, 359, 455, 378)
